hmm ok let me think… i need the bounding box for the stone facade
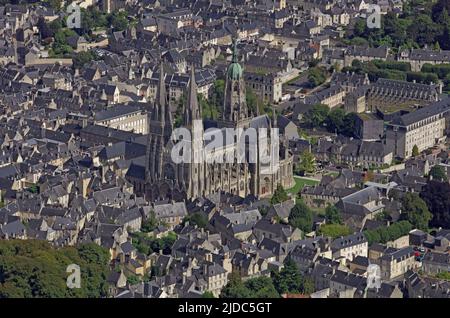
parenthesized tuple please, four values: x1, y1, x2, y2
(127, 43, 294, 201)
(386, 98, 450, 159)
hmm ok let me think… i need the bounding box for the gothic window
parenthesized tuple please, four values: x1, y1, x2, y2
(262, 177, 271, 194)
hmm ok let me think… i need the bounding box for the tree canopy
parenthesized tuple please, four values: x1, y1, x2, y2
(349, 1, 450, 50)
(220, 273, 279, 298)
(304, 104, 329, 128)
(421, 180, 450, 229)
(401, 193, 432, 231)
(270, 184, 289, 205)
(324, 205, 342, 225)
(272, 259, 313, 295)
(429, 165, 448, 182)
(294, 151, 316, 177)
(363, 221, 413, 245)
(0, 240, 110, 298)
(308, 66, 328, 88)
(289, 201, 313, 233)
(183, 212, 209, 229)
(141, 210, 159, 233)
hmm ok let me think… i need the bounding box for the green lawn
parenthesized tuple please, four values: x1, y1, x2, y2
(287, 177, 320, 195)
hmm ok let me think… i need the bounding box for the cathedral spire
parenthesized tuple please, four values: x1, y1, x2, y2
(231, 39, 238, 64)
(157, 62, 166, 105)
(152, 62, 172, 127)
(184, 65, 201, 125)
(145, 62, 173, 187)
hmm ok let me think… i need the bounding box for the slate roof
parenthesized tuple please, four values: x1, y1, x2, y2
(390, 97, 450, 127)
(154, 202, 187, 219)
(331, 233, 367, 250)
(94, 104, 143, 122)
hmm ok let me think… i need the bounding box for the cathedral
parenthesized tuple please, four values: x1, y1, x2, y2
(127, 43, 294, 201)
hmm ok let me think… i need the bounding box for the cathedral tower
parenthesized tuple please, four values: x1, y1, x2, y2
(220, 40, 250, 128)
(183, 66, 205, 198)
(145, 63, 173, 185)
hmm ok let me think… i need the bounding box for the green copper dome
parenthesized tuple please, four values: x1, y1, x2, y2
(227, 40, 243, 80)
(227, 62, 243, 80)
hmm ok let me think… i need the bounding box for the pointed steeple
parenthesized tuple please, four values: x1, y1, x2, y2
(152, 62, 172, 127)
(184, 66, 201, 125)
(156, 62, 166, 115)
(231, 39, 238, 64)
(145, 62, 173, 187)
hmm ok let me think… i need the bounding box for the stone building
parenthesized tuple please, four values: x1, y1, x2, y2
(366, 78, 441, 113)
(126, 42, 294, 201)
(386, 97, 450, 159)
(94, 104, 148, 134)
(398, 48, 450, 72)
(245, 72, 283, 103)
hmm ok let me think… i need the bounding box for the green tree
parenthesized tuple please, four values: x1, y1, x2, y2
(183, 212, 208, 229)
(421, 180, 450, 228)
(273, 259, 305, 294)
(304, 104, 329, 128)
(246, 88, 259, 115)
(174, 92, 186, 128)
(212, 79, 225, 110)
(307, 67, 328, 88)
(289, 201, 313, 233)
(324, 205, 342, 224)
(363, 221, 413, 245)
(131, 232, 177, 255)
(73, 50, 99, 69)
(141, 210, 158, 233)
(0, 240, 110, 298)
(109, 11, 129, 31)
(436, 272, 450, 281)
(297, 150, 316, 175)
(326, 108, 346, 133)
(244, 276, 279, 298)
(341, 113, 358, 137)
(199, 94, 219, 120)
(28, 184, 39, 194)
(412, 145, 420, 157)
(80, 8, 109, 35)
(220, 273, 252, 298)
(271, 184, 289, 205)
(353, 18, 367, 37)
(429, 165, 448, 182)
(127, 274, 140, 285)
(202, 291, 215, 298)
